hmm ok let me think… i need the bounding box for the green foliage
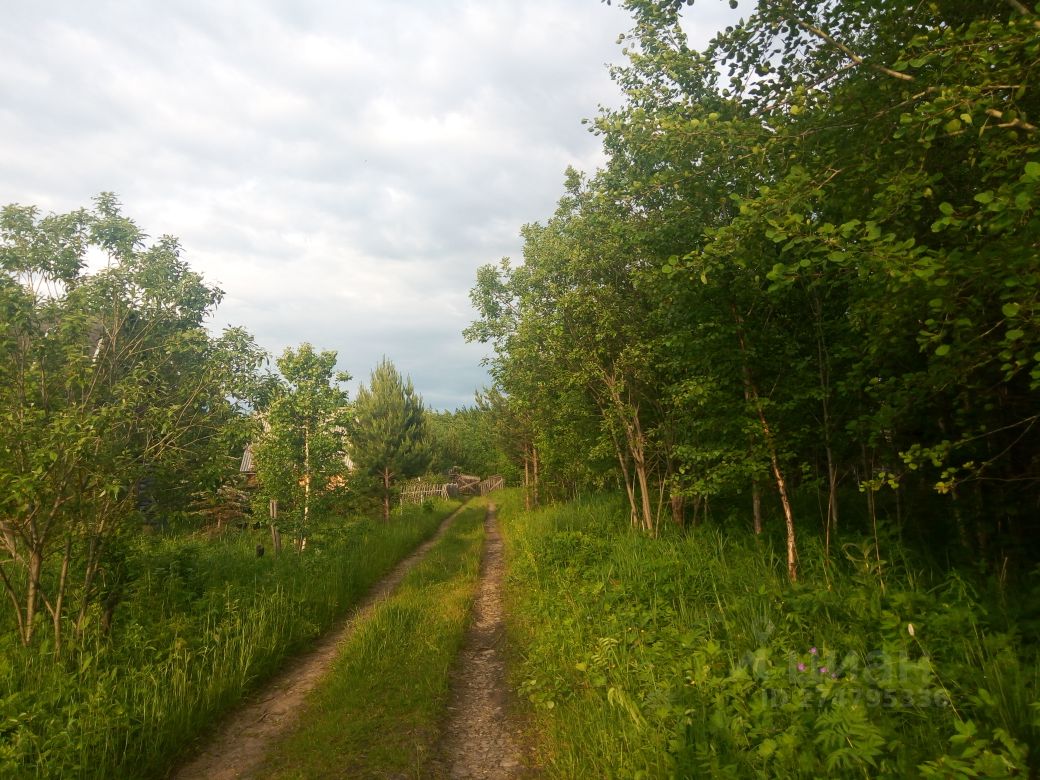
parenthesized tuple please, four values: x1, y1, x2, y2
(259, 502, 486, 778)
(470, 0, 1040, 572)
(252, 343, 351, 539)
(349, 358, 429, 520)
(0, 499, 461, 778)
(0, 195, 265, 650)
(500, 490, 1039, 777)
(425, 405, 509, 479)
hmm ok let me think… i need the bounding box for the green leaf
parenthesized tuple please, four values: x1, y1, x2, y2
(935, 344, 951, 356)
(1024, 161, 1040, 181)
(939, 202, 955, 216)
(944, 118, 962, 134)
(1002, 302, 1021, 318)
(1006, 329, 1025, 341)
(974, 191, 994, 204)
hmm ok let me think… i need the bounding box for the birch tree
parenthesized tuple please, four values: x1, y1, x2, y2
(253, 344, 350, 547)
(0, 195, 257, 649)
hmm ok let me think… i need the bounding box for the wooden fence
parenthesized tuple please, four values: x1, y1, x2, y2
(477, 475, 504, 496)
(399, 482, 459, 506)
(400, 474, 504, 505)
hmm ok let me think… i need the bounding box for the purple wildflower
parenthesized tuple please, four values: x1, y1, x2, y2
(810, 646, 818, 656)
(818, 666, 828, 675)
(797, 663, 806, 672)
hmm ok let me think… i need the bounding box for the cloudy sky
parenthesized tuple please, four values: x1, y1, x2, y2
(1, 0, 734, 410)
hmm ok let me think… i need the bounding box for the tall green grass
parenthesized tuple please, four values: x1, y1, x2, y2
(499, 489, 1040, 778)
(259, 501, 487, 778)
(0, 499, 462, 779)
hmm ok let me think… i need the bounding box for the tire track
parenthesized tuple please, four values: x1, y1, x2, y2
(437, 504, 533, 779)
(172, 504, 469, 780)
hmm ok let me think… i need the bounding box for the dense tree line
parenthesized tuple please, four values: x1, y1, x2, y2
(468, 0, 1040, 579)
(0, 196, 265, 649)
(0, 196, 448, 649)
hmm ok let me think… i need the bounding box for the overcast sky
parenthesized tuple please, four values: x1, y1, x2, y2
(1, 0, 734, 410)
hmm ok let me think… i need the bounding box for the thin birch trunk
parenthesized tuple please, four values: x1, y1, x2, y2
(26, 548, 42, 645)
(523, 452, 531, 511)
(610, 428, 640, 527)
(532, 444, 540, 508)
(303, 424, 311, 532)
(732, 304, 798, 581)
(632, 447, 654, 534)
(752, 480, 763, 535)
(811, 291, 840, 546)
(51, 536, 72, 654)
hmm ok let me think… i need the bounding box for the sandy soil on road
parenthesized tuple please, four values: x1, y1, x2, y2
(435, 504, 536, 779)
(171, 506, 466, 780)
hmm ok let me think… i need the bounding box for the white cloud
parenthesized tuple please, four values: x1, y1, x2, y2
(1, 0, 734, 410)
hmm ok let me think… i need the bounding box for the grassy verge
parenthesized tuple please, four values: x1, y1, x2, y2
(498, 489, 1040, 778)
(0, 498, 463, 779)
(258, 500, 487, 779)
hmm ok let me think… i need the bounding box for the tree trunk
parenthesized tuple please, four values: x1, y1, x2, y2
(0, 521, 17, 560)
(632, 449, 654, 535)
(303, 424, 311, 532)
(825, 446, 838, 554)
(811, 290, 840, 546)
(51, 537, 72, 654)
(601, 371, 656, 534)
(382, 469, 392, 522)
(670, 493, 685, 527)
(767, 441, 799, 582)
(269, 498, 282, 554)
(610, 428, 640, 527)
(752, 480, 763, 535)
(25, 548, 42, 646)
(532, 444, 540, 508)
(0, 560, 26, 642)
(690, 495, 703, 527)
(861, 445, 884, 583)
(75, 532, 105, 637)
(629, 412, 655, 534)
(732, 304, 798, 581)
(523, 449, 531, 511)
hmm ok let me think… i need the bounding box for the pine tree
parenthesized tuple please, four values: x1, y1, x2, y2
(349, 359, 429, 520)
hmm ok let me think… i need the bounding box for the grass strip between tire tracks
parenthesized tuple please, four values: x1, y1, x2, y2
(2, 499, 467, 779)
(258, 500, 488, 779)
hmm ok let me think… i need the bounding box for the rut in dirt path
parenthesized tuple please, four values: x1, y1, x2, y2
(437, 504, 534, 779)
(172, 505, 468, 780)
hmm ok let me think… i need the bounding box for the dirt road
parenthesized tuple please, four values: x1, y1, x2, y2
(172, 506, 467, 780)
(436, 504, 533, 779)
